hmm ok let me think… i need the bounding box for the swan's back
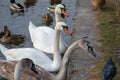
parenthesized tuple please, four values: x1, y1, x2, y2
(5, 48, 52, 67)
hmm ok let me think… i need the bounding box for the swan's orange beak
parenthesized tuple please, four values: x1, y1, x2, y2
(64, 28, 72, 35)
(61, 9, 69, 17)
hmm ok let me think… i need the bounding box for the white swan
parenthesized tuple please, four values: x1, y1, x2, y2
(47, 4, 67, 15)
(0, 39, 96, 80)
(29, 4, 70, 54)
(47, 4, 68, 23)
(0, 22, 71, 72)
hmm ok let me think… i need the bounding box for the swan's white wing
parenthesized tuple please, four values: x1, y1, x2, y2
(28, 20, 70, 54)
(31, 27, 55, 53)
(5, 48, 53, 70)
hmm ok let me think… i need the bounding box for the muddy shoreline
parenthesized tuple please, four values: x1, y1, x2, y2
(66, 0, 101, 80)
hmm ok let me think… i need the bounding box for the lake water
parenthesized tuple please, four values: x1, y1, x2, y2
(0, 0, 76, 79)
(0, 0, 76, 58)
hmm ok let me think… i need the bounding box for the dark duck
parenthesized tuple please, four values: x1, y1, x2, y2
(0, 26, 25, 45)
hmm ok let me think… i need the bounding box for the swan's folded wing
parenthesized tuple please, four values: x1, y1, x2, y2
(0, 61, 15, 79)
(5, 48, 53, 70)
(31, 27, 55, 53)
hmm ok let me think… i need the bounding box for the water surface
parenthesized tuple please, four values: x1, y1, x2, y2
(0, 0, 76, 57)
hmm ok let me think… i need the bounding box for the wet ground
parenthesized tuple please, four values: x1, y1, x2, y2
(66, 0, 101, 80)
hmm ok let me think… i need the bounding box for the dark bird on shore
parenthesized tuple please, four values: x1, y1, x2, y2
(103, 57, 117, 80)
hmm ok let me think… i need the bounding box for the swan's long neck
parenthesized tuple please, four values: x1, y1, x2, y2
(55, 12, 62, 23)
(59, 31, 65, 51)
(0, 44, 8, 55)
(56, 40, 79, 80)
(52, 28, 61, 70)
(14, 61, 23, 80)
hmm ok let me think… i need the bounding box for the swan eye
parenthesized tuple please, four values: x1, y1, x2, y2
(31, 63, 38, 74)
(60, 8, 69, 17)
(62, 26, 68, 30)
(60, 8, 66, 18)
(62, 26, 72, 35)
(61, 8, 66, 12)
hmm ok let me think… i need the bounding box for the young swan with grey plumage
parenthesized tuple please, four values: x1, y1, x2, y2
(0, 38, 96, 80)
(14, 58, 38, 80)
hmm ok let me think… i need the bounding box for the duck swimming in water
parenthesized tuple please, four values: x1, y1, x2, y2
(41, 13, 53, 26)
(0, 26, 24, 45)
(10, 0, 24, 15)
